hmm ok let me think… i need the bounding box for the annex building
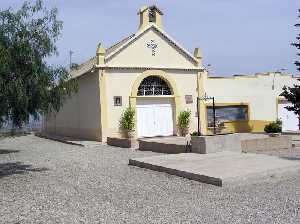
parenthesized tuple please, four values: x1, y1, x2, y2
(44, 5, 300, 141)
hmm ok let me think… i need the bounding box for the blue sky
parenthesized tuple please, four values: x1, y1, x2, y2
(2, 0, 300, 75)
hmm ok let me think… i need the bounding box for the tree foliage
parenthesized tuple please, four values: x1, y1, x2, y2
(0, 0, 77, 128)
(281, 9, 300, 129)
(281, 82, 300, 120)
(292, 9, 300, 72)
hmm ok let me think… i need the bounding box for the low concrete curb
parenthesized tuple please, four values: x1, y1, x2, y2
(129, 158, 222, 186)
(35, 133, 84, 147)
(282, 131, 300, 135)
(35, 133, 104, 148)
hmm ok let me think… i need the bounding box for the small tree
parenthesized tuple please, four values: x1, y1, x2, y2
(119, 107, 135, 138)
(281, 9, 300, 130)
(178, 110, 191, 136)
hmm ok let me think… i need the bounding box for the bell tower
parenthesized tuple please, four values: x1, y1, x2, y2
(138, 5, 163, 30)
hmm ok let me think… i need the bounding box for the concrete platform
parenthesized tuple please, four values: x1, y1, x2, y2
(129, 151, 300, 186)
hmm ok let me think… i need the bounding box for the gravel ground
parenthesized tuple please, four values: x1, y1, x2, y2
(0, 135, 300, 224)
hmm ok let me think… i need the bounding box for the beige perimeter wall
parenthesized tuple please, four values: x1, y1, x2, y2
(205, 73, 299, 133)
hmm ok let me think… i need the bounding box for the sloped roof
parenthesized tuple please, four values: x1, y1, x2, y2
(70, 56, 96, 79)
(70, 34, 135, 78)
(106, 34, 135, 55)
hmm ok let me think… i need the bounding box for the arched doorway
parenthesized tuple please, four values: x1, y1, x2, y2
(137, 76, 172, 96)
(130, 71, 180, 138)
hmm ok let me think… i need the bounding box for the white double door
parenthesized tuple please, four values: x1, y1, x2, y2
(136, 99, 174, 138)
(278, 102, 299, 131)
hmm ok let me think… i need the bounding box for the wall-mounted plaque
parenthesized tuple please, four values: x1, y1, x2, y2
(185, 95, 193, 104)
(114, 96, 122, 106)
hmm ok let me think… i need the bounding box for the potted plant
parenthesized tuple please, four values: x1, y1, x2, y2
(119, 107, 135, 138)
(264, 119, 282, 137)
(178, 110, 191, 136)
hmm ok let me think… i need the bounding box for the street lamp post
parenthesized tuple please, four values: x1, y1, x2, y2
(197, 93, 216, 135)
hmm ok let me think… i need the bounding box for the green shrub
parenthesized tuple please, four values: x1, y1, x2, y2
(264, 119, 282, 133)
(191, 131, 200, 136)
(178, 110, 191, 129)
(119, 107, 135, 131)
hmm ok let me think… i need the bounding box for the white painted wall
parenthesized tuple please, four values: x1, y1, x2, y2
(278, 102, 299, 131)
(205, 73, 299, 121)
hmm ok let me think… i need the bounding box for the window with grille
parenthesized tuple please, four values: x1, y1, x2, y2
(137, 76, 172, 96)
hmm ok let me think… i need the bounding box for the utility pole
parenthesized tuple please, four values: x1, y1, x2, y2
(69, 50, 74, 69)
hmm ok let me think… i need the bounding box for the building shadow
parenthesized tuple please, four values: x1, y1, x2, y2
(0, 162, 48, 178)
(0, 149, 20, 154)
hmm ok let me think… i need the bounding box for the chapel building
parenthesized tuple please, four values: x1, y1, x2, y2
(44, 5, 300, 141)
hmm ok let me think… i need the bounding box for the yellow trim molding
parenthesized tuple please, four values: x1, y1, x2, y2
(99, 69, 108, 141)
(223, 120, 272, 133)
(197, 70, 208, 134)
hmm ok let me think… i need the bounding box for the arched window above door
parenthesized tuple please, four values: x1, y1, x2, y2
(137, 76, 172, 96)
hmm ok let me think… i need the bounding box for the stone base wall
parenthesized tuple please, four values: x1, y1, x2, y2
(241, 135, 292, 153)
(191, 134, 292, 154)
(138, 140, 187, 154)
(107, 137, 138, 148)
(191, 134, 242, 154)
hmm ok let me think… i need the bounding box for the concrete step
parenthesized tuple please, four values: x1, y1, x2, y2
(138, 137, 188, 154)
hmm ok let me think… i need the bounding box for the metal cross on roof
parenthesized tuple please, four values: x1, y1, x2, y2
(146, 40, 158, 56)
